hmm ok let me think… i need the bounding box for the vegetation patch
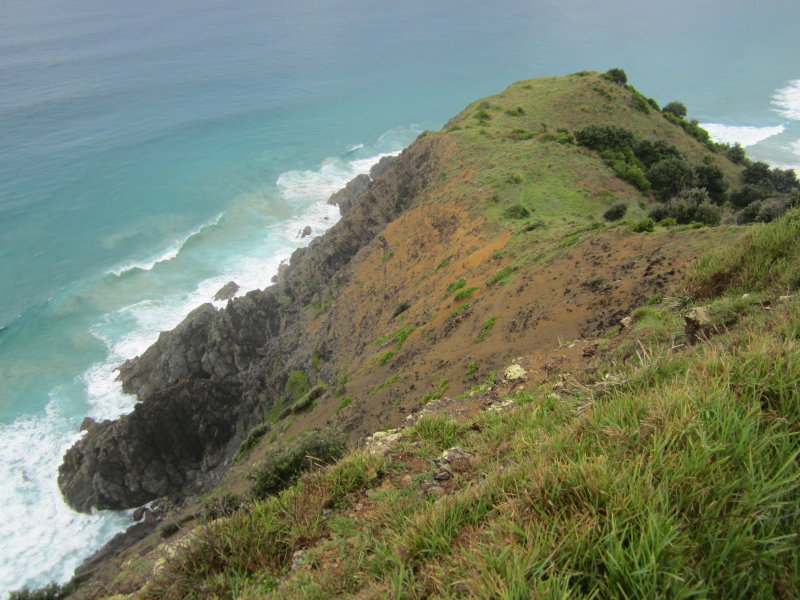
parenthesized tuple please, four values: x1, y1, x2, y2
(475, 316, 498, 342)
(421, 378, 449, 404)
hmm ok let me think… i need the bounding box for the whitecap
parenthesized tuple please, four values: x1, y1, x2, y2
(772, 79, 800, 120)
(0, 403, 131, 594)
(700, 123, 786, 147)
(107, 213, 224, 277)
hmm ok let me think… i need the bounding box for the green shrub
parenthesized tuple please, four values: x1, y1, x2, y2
(486, 266, 515, 286)
(454, 286, 478, 301)
(505, 106, 526, 116)
(378, 351, 394, 366)
(446, 279, 466, 294)
(575, 124, 636, 152)
(285, 370, 310, 402)
(236, 422, 271, 461)
(291, 383, 327, 413)
(646, 158, 696, 200)
(202, 493, 243, 522)
(504, 203, 530, 219)
(601, 67, 627, 85)
(658, 217, 677, 227)
(160, 522, 180, 538)
(631, 218, 654, 233)
(421, 378, 449, 404)
(509, 128, 534, 140)
(248, 429, 347, 500)
(475, 316, 498, 343)
(392, 301, 411, 318)
(603, 203, 628, 221)
(662, 101, 687, 118)
(648, 188, 721, 226)
(464, 361, 478, 378)
(337, 395, 353, 412)
(9, 583, 78, 600)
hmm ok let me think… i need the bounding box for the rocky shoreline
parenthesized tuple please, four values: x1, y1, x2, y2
(56, 150, 423, 577)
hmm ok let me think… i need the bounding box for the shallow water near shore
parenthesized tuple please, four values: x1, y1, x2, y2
(1, 0, 799, 593)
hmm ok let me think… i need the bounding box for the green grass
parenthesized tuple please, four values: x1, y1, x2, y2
(453, 286, 478, 301)
(368, 373, 400, 396)
(475, 316, 498, 343)
(689, 208, 800, 296)
(445, 279, 466, 294)
(420, 377, 448, 404)
(141, 294, 800, 599)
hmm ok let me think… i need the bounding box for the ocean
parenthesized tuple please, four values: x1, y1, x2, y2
(1, 0, 798, 594)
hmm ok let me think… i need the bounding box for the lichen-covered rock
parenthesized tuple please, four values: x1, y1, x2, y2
(504, 364, 527, 381)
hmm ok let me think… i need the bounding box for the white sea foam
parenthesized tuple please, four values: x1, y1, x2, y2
(0, 403, 131, 593)
(700, 122, 786, 147)
(107, 213, 224, 277)
(773, 79, 800, 120)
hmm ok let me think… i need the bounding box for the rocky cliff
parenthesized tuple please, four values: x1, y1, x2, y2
(58, 140, 429, 511)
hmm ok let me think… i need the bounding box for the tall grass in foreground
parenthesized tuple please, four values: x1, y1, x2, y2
(141, 212, 800, 599)
(688, 207, 800, 296)
(144, 305, 800, 599)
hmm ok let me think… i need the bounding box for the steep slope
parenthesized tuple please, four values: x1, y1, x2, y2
(57, 71, 747, 515)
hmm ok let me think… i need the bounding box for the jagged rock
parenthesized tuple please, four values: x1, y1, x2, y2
(328, 173, 370, 216)
(369, 155, 397, 179)
(79, 417, 97, 432)
(364, 428, 403, 454)
(271, 262, 289, 284)
(299, 225, 312, 239)
(132, 506, 148, 522)
(58, 378, 243, 512)
(213, 281, 239, 301)
(73, 521, 157, 582)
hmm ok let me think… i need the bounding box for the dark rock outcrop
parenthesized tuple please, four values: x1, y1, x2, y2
(59, 378, 242, 511)
(328, 173, 369, 216)
(58, 136, 440, 513)
(213, 281, 239, 301)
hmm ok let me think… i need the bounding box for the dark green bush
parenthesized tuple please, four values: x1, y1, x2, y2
(646, 158, 696, 200)
(236, 422, 271, 460)
(694, 163, 728, 204)
(729, 184, 768, 209)
(603, 203, 628, 221)
(392, 301, 410, 318)
(631, 218, 655, 233)
(575, 124, 636, 151)
(725, 142, 747, 164)
(202, 493, 243, 522)
(249, 429, 347, 500)
(601, 68, 627, 85)
(504, 203, 531, 219)
(662, 101, 687, 118)
(648, 188, 721, 226)
(633, 139, 682, 168)
(291, 383, 327, 413)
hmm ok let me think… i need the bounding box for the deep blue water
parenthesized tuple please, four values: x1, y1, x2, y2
(1, 0, 798, 593)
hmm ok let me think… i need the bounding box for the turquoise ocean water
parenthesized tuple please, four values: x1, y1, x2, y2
(1, 0, 798, 593)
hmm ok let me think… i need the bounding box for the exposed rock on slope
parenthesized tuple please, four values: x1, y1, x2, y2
(58, 137, 440, 512)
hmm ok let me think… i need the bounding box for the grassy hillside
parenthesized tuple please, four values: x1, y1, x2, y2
(16, 71, 800, 600)
(137, 211, 800, 599)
